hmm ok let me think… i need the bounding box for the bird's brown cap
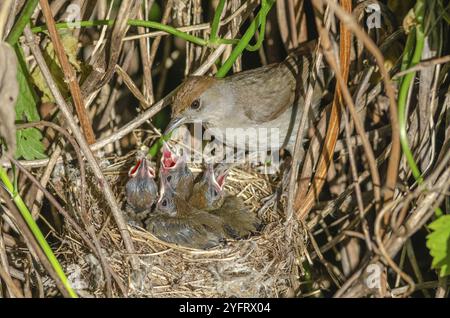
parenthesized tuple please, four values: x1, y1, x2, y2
(172, 76, 216, 117)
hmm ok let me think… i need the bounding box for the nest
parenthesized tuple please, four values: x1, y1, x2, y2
(51, 151, 307, 298)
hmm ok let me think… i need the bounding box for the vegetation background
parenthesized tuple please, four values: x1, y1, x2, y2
(0, 0, 449, 298)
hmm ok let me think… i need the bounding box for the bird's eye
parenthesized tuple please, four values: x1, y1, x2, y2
(191, 99, 200, 110)
(213, 189, 218, 197)
(166, 175, 172, 182)
(161, 199, 168, 207)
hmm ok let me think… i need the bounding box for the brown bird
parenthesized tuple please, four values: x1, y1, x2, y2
(160, 142, 194, 200)
(190, 163, 262, 239)
(145, 169, 227, 249)
(189, 163, 229, 211)
(166, 42, 327, 153)
(125, 156, 158, 226)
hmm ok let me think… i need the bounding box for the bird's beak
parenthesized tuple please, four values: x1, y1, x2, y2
(161, 143, 177, 170)
(213, 164, 231, 191)
(206, 164, 223, 192)
(138, 158, 155, 178)
(165, 116, 187, 134)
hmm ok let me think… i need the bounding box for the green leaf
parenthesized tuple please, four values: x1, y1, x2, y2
(12, 45, 46, 160)
(15, 128, 46, 160)
(426, 215, 450, 277)
(148, 2, 161, 21)
(15, 46, 40, 122)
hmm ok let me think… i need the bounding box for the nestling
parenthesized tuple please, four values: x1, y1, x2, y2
(189, 163, 230, 211)
(125, 156, 158, 226)
(160, 142, 194, 200)
(145, 168, 227, 249)
(190, 163, 262, 239)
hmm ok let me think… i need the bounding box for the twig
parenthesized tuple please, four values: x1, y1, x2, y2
(39, 0, 96, 144)
(337, 167, 450, 297)
(14, 121, 118, 296)
(122, 0, 253, 41)
(80, 0, 141, 102)
(341, 108, 373, 251)
(323, 0, 400, 204)
(0, 186, 71, 297)
(393, 55, 450, 79)
(30, 146, 61, 219)
(295, 0, 354, 220)
(1, 17, 249, 170)
(8, 154, 127, 296)
(0, 266, 24, 298)
(313, 0, 382, 210)
(374, 201, 416, 296)
(287, 42, 325, 222)
(97, 40, 136, 130)
(23, 26, 138, 268)
(137, 8, 154, 106)
(0, 219, 14, 297)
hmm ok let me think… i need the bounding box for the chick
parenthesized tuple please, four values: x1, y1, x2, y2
(189, 163, 227, 211)
(145, 170, 227, 249)
(160, 142, 194, 200)
(125, 156, 158, 226)
(189, 163, 262, 239)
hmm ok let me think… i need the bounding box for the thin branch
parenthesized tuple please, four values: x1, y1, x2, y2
(39, 0, 96, 144)
(3, 23, 242, 170)
(23, 26, 137, 268)
(323, 0, 400, 203)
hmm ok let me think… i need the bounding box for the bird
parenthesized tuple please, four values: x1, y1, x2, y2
(189, 163, 262, 239)
(189, 163, 229, 211)
(159, 142, 194, 200)
(145, 168, 228, 249)
(165, 41, 328, 154)
(125, 156, 158, 226)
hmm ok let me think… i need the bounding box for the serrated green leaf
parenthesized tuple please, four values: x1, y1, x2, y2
(15, 128, 47, 160)
(426, 215, 450, 277)
(12, 45, 46, 160)
(15, 46, 40, 122)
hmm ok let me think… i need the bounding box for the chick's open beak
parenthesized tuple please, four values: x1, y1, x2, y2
(164, 116, 187, 134)
(205, 164, 222, 193)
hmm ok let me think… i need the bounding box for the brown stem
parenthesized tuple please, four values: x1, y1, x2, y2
(323, 0, 400, 205)
(23, 26, 138, 269)
(0, 186, 70, 297)
(38, 0, 96, 145)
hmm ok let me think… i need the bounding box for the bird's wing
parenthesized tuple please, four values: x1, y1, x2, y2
(147, 216, 201, 245)
(226, 52, 314, 124)
(213, 196, 262, 238)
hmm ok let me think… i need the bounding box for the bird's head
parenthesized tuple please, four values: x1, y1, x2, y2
(126, 157, 157, 212)
(128, 157, 156, 180)
(160, 143, 193, 195)
(191, 163, 230, 210)
(166, 76, 232, 133)
(155, 172, 177, 216)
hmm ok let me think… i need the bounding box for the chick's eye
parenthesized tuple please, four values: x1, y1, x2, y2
(161, 199, 168, 207)
(191, 99, 200, 110)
